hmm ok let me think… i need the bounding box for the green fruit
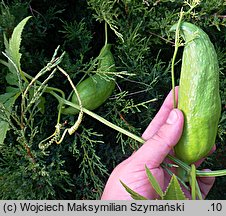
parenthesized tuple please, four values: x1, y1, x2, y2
(172, 22, 221, 164)
(62, 44, 116, 115)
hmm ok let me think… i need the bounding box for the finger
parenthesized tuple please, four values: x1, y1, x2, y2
(132, 109, 184, 168)
(194, 145, 216, 167)
(142, 86, 179, 140)
(197, 169, 215, 198)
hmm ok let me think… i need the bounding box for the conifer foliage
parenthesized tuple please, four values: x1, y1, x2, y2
(0, 0, 225, 199)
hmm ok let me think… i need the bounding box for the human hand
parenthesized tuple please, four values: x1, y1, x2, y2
(101, 87, 215, 200)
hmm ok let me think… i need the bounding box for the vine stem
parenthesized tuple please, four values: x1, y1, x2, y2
(51, 91, 145, 144)
(24, 71, 65, 97)
(171, 8, 184, 108)
(171, 2, 200, 107)
(104, 21, 108, 47)
(23, 70, 65, 124)
(167, 154, 226, 177)
(57, 66, 83, 135)
(73, 22, 109, 88)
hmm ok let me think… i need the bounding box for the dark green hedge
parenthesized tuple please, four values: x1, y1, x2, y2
(0, 0, 225, 199)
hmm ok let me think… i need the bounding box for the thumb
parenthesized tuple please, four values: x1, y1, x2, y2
(132, 109, 184, 168)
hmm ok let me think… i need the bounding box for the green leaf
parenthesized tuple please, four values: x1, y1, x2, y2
(29, 88, 46, 114)
(0, 89, 19, 146)
(163, 175, 188, 200)
(5, 86, 20, 94)
(2, 16, 32, 87)
(0, 59, 9, 67)
(8, 16, 32, 71)
(145, 165, 164, 198)
(0, 121, 9, 146)
(3, 33, 9, 52)
(5, 72, 19, 87)
(0, 91, 18, 104)
(120, 180, 148, 200)
(38, 96, 46, 114)
(0, 98, 16, 146)
(0, 17, 31, 145)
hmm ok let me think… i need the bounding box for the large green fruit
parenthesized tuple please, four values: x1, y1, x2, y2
(172, 22, 221, 164)
(62, 44, 116, 115)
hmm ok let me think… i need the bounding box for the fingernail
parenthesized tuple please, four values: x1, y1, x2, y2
(166, 110, 178, 124)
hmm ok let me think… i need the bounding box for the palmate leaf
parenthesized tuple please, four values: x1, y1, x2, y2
(163, 175, 188, 200)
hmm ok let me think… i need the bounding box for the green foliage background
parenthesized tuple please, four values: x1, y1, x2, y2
(0, 0, 225, 199)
